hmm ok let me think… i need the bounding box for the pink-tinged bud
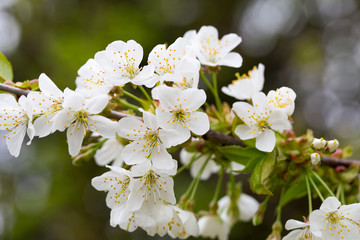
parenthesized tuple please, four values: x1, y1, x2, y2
(290, 154, 302, 163)
(312, 138, 326, 149)
(297, 137, 307, 144)
(310, 153, 321, 165)
(332, 149, 343, 158)
(154, 99, 160, 107)
(327, 139, 339, 152)
(284, 129, 296, 138)
(335, 165, 347, 172)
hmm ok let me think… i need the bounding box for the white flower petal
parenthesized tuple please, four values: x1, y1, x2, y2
(117, 117, 146, 140)
(151, 145, 175, 170)
(217, 52, 243, 68)
(94, 139, 123, 166)
(234, 124, 261, 140)
(251, 92, 269, 117)
(319, 197, 341, 212)
(88, 115, 116, 138)
(285, 219, 309, 230)
(121, 141, 148, 165)
(66, 121, 86, 156)
(38, 73, 63, 98)
(255, 129, 275, 152)
(238, 193, 259, 222)
(232, 101, 255, 126)
(220, 33, 242, 54)
(62, 88, 84, 111)
(188, 112, 209, 136)
(180, 88, 206, 110)
(84, 95, 109, 114)
(268, 110, 292, 131)
(52, 110, 75, 132)
(6, 124, 27, 157)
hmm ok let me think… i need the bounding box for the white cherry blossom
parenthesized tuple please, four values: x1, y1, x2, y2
(267, 86, 296, 116)
(198, 215, 231, 240)
(110, 204, 155, 232)
(309, 197, 360, 239)
(54, 89, 116, 156)
(283, 219, 319, 240)
(189, 25, 243, 67)
(28, 73, 64, 138)
(91, 166, 132, 209)
(154, 85, 210, 144)
(117, 111, 179, 170)
(221, 64, 265, 100)
(75, 59, 113, 97)
(233, 92, 292, 152)
(151, 71, 200, 100)
(0, 94, 34, 157)
(180, 149, 220, 180)
(217, 193, 259, 225)
(170, 206, 200, 239)
(147, 37, 200, 87)
(94, 138, 124, 167)
(95, 40, 154, 87)
(142, 204, 183, 237)
(127, 160, 177, 213)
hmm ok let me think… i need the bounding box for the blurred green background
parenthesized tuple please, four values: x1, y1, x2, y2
(1, 0, 360, 239)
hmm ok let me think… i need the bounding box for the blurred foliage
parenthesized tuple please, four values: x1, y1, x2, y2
(0, 0, 360, 239)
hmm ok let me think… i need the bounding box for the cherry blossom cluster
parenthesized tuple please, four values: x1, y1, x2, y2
(0, 25, 359, 240)
(284, 197, 360, 240)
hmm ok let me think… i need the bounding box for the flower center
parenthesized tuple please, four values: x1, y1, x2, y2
(232, 66, 257, 84)
(75, 110, 88, 123)
(143, 128, 161, 150)
(171, 109, 189, 123)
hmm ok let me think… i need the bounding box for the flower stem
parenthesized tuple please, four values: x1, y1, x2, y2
(340, 186, 346, 205)
(308, 174, 325, 201)
(211, 167, 224, 204)
(204, 102, 223, 120)
(276, 188, 285, 222)
(138, 85, 156, 109)
(212, 72, 223, 114)
(311, 170, 335, 197)
(176, 153, 200, 176)
(336, 184, 342, 199)
(117, 98, 140, 111)
(200, 71, 215, 92)
(189, 154, 212, 200)
(305, 174, 313, 215)
(122, 89, 144, 104)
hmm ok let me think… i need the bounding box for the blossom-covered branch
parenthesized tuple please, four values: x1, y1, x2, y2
(0, 25, 359, 240)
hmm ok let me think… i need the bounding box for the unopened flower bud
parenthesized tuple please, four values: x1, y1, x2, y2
(327, 139, 339, 152)
(266, 221, 282, 240)
(310, 153, 321, 165)
(312, 138, 326, 149)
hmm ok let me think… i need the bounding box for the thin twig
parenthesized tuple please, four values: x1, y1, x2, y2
(0, 83, 30, 96)
(1, 84, 359, 168)
(320, 156, 360, 167)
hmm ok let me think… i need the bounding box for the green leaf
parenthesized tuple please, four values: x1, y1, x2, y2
(339, 165, 360, 183)
(0, 52, 13, 81)
(342, 146, 353, 159)
(280, 175, 307, 207)
(219, 145, 266, 167)
(249, 150, 277, 195)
